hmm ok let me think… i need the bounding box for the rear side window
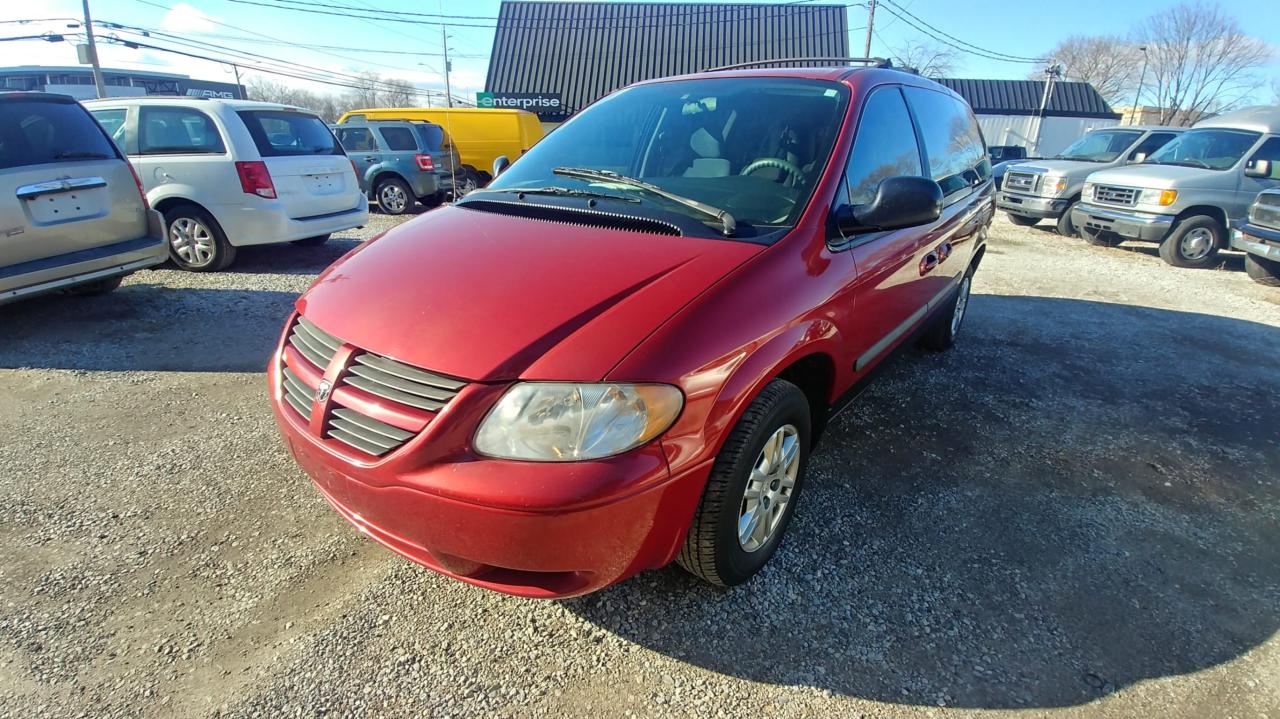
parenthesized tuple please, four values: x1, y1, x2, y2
(377, 126, 418, 151)
(237, 110, 343, 157)
(0, 99, 118, 169)
(139, 106, 225, 155)
(90, 108, 127, 145)
(844, 87, 923, 205)
(1131, 132, 1178, 161)
(336, 127, 377, 152)
(413, 124, 446, 151)
(904, 87, 989, 198)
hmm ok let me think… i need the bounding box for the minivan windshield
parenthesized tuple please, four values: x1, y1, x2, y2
(1054, 129, 1142, 162)
(483, 78, 850, 231)
(0, 99, 118, 170)
(237, 110, 344, 157)
(1144, 128, 1261, 171)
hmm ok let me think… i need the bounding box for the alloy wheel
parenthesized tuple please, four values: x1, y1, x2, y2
(169, 217, 215, 267)
(738, 424, 800, 552)
(379, 183, 408, 213)
(951, 275, 972, 336)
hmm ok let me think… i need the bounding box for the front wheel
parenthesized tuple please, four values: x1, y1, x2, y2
(1055, 202, 1078, 237)
(677, 379, 811, 587)
(1245, 253, 1280, 287)
(1007, 214, 1039, 227)
(66, 275, 123, 296)
(1158, 215, 1222, 269)
(453, 169, 480, 198)
(920, 268, 973, 352)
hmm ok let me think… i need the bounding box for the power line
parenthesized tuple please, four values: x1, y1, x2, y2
(877, 0, 1044, 63)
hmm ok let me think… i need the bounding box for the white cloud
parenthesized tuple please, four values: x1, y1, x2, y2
(159, 2, 219, 34)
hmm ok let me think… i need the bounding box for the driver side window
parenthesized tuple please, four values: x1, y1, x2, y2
(844, 87, 923, 206)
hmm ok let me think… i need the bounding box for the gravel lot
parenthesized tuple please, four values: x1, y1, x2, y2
(1, 211, 1277, 718)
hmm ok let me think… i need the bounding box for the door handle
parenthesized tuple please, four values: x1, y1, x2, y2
(919, 252, 939, 276)
(363, 156, 376, 162)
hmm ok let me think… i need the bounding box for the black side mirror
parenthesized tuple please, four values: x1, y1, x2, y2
(1245, 159, 1272, 179)
(836, 176, 944, 235)
(492, 155, 511, 177)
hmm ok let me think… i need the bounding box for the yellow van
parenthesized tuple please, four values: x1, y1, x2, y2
(337, 107, 543, 182)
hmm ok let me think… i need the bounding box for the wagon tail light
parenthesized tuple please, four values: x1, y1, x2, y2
(126, 160, 149, 210)
(235, 161, 277, 199)
(415, 154, 435, 172)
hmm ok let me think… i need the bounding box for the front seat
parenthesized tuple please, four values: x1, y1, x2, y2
(683, 127, 731, 178)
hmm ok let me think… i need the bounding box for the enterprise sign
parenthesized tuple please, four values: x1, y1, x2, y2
(476, 92, 563, 113)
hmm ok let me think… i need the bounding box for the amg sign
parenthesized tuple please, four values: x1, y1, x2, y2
(475, 92, 562, 113)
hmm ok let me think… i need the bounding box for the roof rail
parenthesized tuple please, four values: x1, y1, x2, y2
(703, 57, 892, 72)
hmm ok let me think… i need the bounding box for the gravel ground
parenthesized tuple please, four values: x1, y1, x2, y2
(1, 211, 1277, 719)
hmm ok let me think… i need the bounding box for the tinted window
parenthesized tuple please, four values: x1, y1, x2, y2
(139, 106, 225, 155)
(237, 110, 343, 157)
(1055, 129, 1142, 162)
(904, 87, 988, 197)
(414, 123, 445, 151)
(336, 127, 376, 152)
(1247, 137, 1280, 180)
(844, 87, 923, 205)
(90, 108, 127, 145)
(378, 126, 418, 151)
(0, 99, 118, 169)
(1130, 132, 1177, 161)
(486, 78, 851, 231)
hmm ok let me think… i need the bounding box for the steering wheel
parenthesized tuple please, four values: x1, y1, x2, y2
(740, 157, 804, 185)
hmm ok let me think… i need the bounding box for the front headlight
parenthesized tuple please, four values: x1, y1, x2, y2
(473, 382, 684, 461)
(1041, 176, 1069, 197)
(1082, 182, 1095, 200)
(1138, 188, 1178, 206)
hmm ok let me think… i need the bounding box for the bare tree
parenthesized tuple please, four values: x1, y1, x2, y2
(889, 38, 960, 79)
(1038, 35, 1140, 107)
(379, 79, 417, 108)
(1134, 2, 1272, 125)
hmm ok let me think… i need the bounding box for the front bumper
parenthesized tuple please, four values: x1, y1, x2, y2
(1231, 222, 1280, 261)
(269, 358, 708, 598)
(997, 192, 1070, 219)
(408, 172, 442, 199)
(1071, 203, 1174, 243)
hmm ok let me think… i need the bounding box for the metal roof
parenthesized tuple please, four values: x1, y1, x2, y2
(935, 79, 1121, 120)
(484, 1, 849, 120)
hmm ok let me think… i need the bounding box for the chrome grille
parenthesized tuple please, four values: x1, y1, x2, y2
(342, 352, 466, 412)
(327, 408, 415, 456)
(1093, 185, 1138, 206)
(279, 315, 470, 458)
(289, 316, 341, 371)
(281, 366, 315, 421)
(1004, 171, 1039, 193)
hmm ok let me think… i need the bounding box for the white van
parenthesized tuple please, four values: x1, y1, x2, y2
(84, 98, 367, 271)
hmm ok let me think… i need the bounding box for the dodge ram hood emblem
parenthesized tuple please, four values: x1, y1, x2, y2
(316, 379, 332, 402)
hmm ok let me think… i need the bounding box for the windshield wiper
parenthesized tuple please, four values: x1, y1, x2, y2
(53, 151, 111, 160)
(1054, 155, 1102, 162)
(474, 186, 639, 204)
(552, 167, 737, 236)
(1162, 159, 1212, 169)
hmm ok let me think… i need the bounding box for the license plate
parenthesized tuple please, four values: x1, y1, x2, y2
(24, 188, 107, 224)
(305, 173, 342, 194)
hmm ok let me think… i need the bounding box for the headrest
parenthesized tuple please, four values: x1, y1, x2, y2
(690, 127, 721, 158)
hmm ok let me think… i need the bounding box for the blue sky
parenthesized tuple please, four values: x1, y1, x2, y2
(4, 0, 1277, 104)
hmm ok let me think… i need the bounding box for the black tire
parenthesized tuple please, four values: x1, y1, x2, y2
(1245, 253, 1280, 287)
(677, 379, 811, 587)
(1158, 215, 1223, 269)
(375, 177, 415, 215)
(1080, 226, 1124, 247)
(291, 234, 330, 247)
(1055, 202, 1078, 237)
(420, 191, 445, 209)
(920, 266, 974, 352)
(1006, 213, 1039, 227)
(67, 275, 123, 296)
(163, 205, 235, 272)
(453, 167, 481, 198)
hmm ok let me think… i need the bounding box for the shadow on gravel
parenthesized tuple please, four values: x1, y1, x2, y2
(227, 239, 362, 276)
(0, 284, 296, 372)
(566, 295, 1280, 710)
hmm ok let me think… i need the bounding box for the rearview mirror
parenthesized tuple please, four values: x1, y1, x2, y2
(836, 176, 944, 234)
(492, 155, 511, 177)
(1245, 159, 1272, 179)
(1130, 151, 1148, 164)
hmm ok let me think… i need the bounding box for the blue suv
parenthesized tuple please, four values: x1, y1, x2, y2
(332, 121, 464, 215)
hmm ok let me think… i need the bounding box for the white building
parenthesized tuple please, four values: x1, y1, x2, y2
(938, 79, 1122, 157)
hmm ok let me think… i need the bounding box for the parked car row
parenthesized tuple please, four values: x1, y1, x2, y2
(995, 106, 1280, 285)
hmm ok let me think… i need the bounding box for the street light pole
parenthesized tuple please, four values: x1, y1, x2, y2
(1131, 46, 1149, 126)
(81, 0, 106, 99)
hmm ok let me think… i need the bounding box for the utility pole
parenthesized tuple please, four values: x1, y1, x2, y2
(440, 25, 453, 108)
(231, 63, 243, 99)
(863, 0, 876, 58)
(81, 0, 106, 99)
(1130, 46, 1149, 125)
(1032, 63, 1061, 155)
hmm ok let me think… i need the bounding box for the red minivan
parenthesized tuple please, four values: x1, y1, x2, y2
(269, 63, 993, 598)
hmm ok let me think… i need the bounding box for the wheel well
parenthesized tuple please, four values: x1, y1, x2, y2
(775, 353, 835, 445)
(971, 243, 987, 270)
(152, 196, 208, 217)
(370, 172, 407, 193)
(1174, 205, 1229, 234)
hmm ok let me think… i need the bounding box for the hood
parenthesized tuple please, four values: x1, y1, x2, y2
(1011, 159, 1113, 178)
(1084, 163, 1225, 191)
(296, 204, 762, 381)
